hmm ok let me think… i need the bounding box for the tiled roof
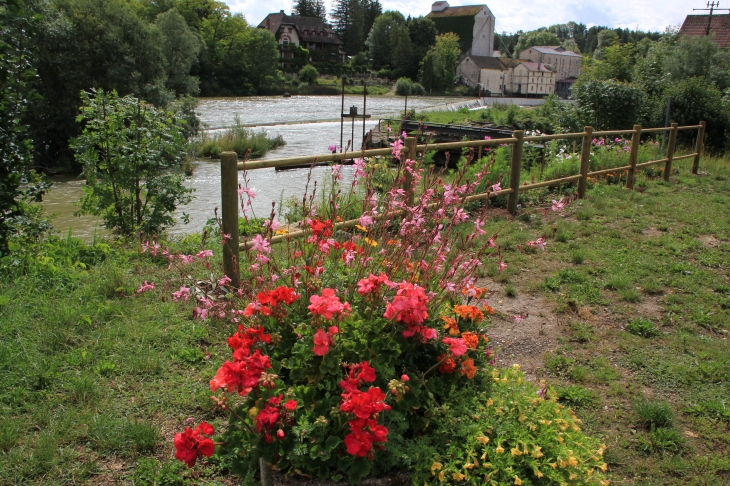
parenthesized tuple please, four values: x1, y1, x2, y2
(679, 14, 730, 48)
(465, 55, 508, 70)
(520, 62, 554, 72)
(426, 5, 484, 18)
(530, 46, 582, 57)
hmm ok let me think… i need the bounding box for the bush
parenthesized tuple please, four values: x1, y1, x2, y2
(412, 82, 425, 95)
(634, 400, 674, 428)
(377, 68, 393, 79)
(395, 77, 414, 96)
(298, 64, 319, 84)
(196, 116, 285, 159)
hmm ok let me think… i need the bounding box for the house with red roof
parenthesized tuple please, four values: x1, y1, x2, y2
(678, 13, 730, 48)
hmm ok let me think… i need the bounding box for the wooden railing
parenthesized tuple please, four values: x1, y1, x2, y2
(219, 122, 707, 285)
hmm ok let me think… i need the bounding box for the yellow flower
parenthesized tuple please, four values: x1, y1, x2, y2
(514, 476, 522, 485)
(431, 462, 443, 475)
(452, 472, 466, 481)
(511, 448, 522, 456)
(438, 471, 445, 483)
(355, 224, 367, 232)
(487, 398, 494, 406)
(481, 452, 488, 460)
(599, 462, 608, 472)
(477, 435, 490, 445)
(495, 446, 505, 454)
(569, 473, 578, 480)
(531, 446, 544, 458)
(534, 469, 544, 478)
(364, 237, 378, 247)
(518, 414, 527, 422)
(464, 462, 475, 469)
(482, 462, 492, 468)
(275, 229, 289, 235)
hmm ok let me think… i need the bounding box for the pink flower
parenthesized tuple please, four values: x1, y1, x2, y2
(484, 136, 492, 140)
(172, 286, 191, 302)
(527, 237, 546, 251)
(238, 187, 257, 199)
(313, 327, 339, 356)
(498, 261, 507, 272)
(513, 314, 525, 323)
(179, 254, 195, 264)
(551, 198, 566, 212)
(491, 182, 501, 192)
(328, 144, 339, 152)
(193, 307, 208, 320)
(197, 249, 214, 259)
(442, 337, 467, 356)
(137, 281, 155, 293)
(357, 273, 395, 296)
(308, 289, 352, 320)
(250, 234, 271, 254)
(358, 214, 374, 228)
(218, 276, 232, 286)
(401, 374, 410, 382)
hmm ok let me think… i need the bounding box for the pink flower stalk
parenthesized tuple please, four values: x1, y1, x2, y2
(197, 249, 214, 259)
(498, 261, 507, 272)
(172, 286, 191, 302)
(250, 234, 271, 254)
(491, 182, 501, 192)
(308, 289, 352, 320)
(551, 198, 566, 212)
(218, 276, 232, 286)
(331, 164, 343, 180)
(137, 281, 155, 293)
(238, 186, 257, 200)
(263, 219, 282, 231)
(442, 337, 468, 356)
(179, 254, 195, 265)
(328, 144, 339, 152)
(527, 237, 546, 251)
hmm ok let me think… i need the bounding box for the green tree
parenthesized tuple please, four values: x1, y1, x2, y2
(406, 16, 437, 78)
(513, 30, 561, 57)
(419, 32, 460, 91)
(593, 29, 619, 60)
(0, 0, 46, 255)
(389, 22, 412, 78)
(298, 64, 319, 83)
(572, 79, 644, 130)
(72, 89, 193, 235)
(156, 8, 202, 96)
(331, 0, 380, 55)
(292, 0, 326, 21)
(663, 77, 729, 150)
(365, 11, 404, 69)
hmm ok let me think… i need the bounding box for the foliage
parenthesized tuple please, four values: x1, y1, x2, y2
(155, 8, 202, 96)
(365, 10, 405, 69)
(394, 77, 414, 96)
(633, 400, 674, 429)
(330, 0, 382, 55)
(572, 79, 644, 130)
(512, 29, 562, 57)
(428, 14, 474, 54)
(625, 317, 659, 338)
(410, 367, 608, 485)
(196, 117, 285, 159)
(389, 22, 412, 78)
(292, 0, 327, 21)
(71, 89, 193, 235)
(419, 33, 460, 92)
(0, 0, 46, 255)
(298, 64, 319, 84)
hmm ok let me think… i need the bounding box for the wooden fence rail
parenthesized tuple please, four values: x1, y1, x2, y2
(219, 121, 707, 283)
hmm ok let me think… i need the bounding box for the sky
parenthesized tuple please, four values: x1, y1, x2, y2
(227, 0, 704, 34)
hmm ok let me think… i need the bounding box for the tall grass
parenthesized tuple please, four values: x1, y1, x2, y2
(197, 117, 285, 159)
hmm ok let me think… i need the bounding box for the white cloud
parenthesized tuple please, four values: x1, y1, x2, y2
(227, 0, 692, 33)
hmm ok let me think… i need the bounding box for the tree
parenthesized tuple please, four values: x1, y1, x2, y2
(292, 0, 326, 21)
(365, 11, 404, 69)
(513, 30, 561, 57)
(72, 89, 193, 235)
(331, 0, 380, 55)
(406, 16, 437, 78)
(298, 64, 319, 83)
(0, 0, 45, 255)
(419, 32, 460, 91)
(572, 78, 644, 130)
(593, 29, 619, 60)
(389, 23, 412, 78)
(156, 9, 202, 96)
(663, 78, 729, 150)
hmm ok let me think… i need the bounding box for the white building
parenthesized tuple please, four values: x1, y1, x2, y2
(518, 46, 582, 81)
(427, 2, 495, 57)
(509, 62, 556, 96)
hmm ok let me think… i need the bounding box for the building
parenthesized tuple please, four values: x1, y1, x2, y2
(258, 11, 345, 67)
(509, 62, 556, 96)
(456, 56, 517, 94)
(426, 1, 495, 57)
(678, 13, 730, 48)
(518, 46, 582, 80)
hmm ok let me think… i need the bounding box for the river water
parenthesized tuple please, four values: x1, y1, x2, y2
(42, 95, 463, 239)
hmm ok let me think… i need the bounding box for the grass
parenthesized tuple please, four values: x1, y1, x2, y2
(197, 116, 285, 159)
(488, 152, 730, 484)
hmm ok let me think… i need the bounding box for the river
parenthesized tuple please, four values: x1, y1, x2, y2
(42, 95, 463, 240)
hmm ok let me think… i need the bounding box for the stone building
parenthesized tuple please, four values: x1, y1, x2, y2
(426, 1, 495, 57)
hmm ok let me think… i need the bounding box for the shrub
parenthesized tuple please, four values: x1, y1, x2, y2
(298, 64, 319, 84)
(412, 82, 425, 95)
(395, 77, 414, 96)
(634, 400, 674, 428)
(196, 116, 285, 160)
(377, 68, 393, 79)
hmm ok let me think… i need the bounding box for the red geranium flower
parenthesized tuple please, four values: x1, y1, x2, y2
(308, 289, 352, 320)
(174, 422, 215, 468)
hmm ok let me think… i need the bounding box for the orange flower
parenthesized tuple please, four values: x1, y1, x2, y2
(461, 285, 488, 299)
(454, 305, 485, 322)
(462, 332, 479, 350)
(459, 358, 477, 379)
(387, 239, 398, 246)
(483, 305, 495, 315)
(441, 316, 460, 336)
(480, 334, 490, 343)
(438, 354, 456, 374)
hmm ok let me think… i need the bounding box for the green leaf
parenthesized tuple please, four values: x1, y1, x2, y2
(347, 457, 371, 484)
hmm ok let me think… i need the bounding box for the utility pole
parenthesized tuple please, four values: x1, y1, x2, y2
(693, 2, 730, 36)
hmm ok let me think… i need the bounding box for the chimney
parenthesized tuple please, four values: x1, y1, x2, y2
(431, 1, 449, 13)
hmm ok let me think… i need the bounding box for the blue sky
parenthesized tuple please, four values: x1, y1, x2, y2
(228, 0, 701, 34)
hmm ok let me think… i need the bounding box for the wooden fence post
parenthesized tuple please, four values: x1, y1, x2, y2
(403, 136, 417, 206)
(664, 122, 678, 182)
(220, 151, 240, 287)
(626, 124, 642, 190)
(578, 126, 593, 198)
(692, 121, 706, 175)
(507, 130, 524, 215)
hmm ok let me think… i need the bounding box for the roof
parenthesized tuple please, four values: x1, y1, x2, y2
(426, 5, 484, 18)
(527, 46, 582, 57)
(519, 62, 554, 72)
(679, 14, 730, 48)
(258, 12, 342, 45)
(465, 56, 508, 70)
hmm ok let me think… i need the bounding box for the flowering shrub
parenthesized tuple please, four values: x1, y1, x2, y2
(146, 133, 604, 483)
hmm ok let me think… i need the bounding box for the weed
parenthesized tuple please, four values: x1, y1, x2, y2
(636, 427, 683, 455)
(556, 385, 598, 408)
(569, 322, 594, 343)
(619, 287, 641, 302)
(576, 208, 594, 221)
(634, 400, 674, 428)
(504, 284, 517, 297)
(571, 249, 585, 264)
(606, 274, 630, 291)
(626, 317, 660, 338)
(125, 420, 159, 453)
(641, 279, 664, 295)
(555, 229, 574, 242)
(569, 365, 589, 383)
(686, 399, 730, 422)
(68, 374, 99, 403)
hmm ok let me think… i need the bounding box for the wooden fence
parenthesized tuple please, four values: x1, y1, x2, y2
(219, 121, 707, 286)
